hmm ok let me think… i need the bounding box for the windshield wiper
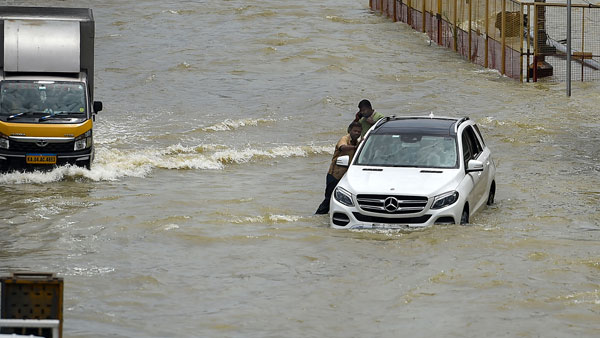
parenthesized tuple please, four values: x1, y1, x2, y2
(39, 111, 77, 121)
(6, 112, 28, 120)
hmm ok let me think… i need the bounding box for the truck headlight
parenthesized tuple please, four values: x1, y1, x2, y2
(0, 133, 9, 149)
(431, 191, 459, 209)
(74, 130, 92, 151)
(334, 186, 354, 207)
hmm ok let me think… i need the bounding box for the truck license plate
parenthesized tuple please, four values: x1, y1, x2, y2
(26, 154, 57, 164)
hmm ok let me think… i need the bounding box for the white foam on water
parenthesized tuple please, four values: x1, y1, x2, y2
(67, 266, 115, 277)
(231, 214, 302, 224)
(163, 224, 180, 231)
(212, 144, 332, 164)
(231, 216, 265, 224)
(202, 118, 276, 132)
(268, 214, 302, 223)
(0, 144, 331, 184)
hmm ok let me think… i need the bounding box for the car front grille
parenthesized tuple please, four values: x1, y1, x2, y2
(353, 212, 431, 224)
(356, 194, 428, 214)
(9, 140, 74, 153)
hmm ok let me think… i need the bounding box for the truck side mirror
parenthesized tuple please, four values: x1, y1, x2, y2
(336, 155, 350, 167)
(93, 101, 103, 113)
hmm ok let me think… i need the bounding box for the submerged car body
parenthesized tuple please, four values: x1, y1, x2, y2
(330, 115, 496, 229)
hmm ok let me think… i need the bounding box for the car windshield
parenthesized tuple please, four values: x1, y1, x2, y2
(355, 133, 458, 168)
(0, 81, 86, 117)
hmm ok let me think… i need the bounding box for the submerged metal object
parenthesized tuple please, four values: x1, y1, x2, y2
(0, 272, 63, 338)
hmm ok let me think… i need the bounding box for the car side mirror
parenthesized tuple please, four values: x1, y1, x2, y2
(93, 101, 103, 113)
(466, 159, 484, 173)
(336, 155, 350, 167)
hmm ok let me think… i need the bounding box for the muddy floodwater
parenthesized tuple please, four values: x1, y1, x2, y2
(1, 0, 600, 337)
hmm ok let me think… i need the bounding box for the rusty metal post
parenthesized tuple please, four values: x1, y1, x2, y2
(468, 0, 472, 61)
(501, 0, 506, 75)
(533, 2, 538, 82)
(370, 0, 373, 10)
(453, 0, 457, 51)
(581, 7, 585, 81)
(380, 0, 384, 14)
(437, 0, 442, 45)
(422, 0, 426, 33)
(485, 0, 489, 67)
(408, 0, 412, 26)
(393, 0, 398, 21)
(520, 2, 524, 82)
(526, 4, 531, 82)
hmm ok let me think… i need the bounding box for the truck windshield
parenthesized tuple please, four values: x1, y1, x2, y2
(0, 81, 86, 118)
(355, 134, 458, 168)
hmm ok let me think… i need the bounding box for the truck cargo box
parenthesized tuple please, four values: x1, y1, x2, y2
(0, 6, 96, 102)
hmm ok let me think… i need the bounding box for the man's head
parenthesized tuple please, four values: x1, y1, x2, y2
(347, 122, 362, 141)
(358, 99, 374, 118)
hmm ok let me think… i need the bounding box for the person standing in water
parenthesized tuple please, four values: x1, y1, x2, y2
(354, 99, 384, 138)
(315, 122, 362, 214)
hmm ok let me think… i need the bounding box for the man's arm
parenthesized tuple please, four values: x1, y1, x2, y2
(335, 135, 355, 152)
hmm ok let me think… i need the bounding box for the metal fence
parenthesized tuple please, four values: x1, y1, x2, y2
(527, 2, 600, 82)
(370, 0, 600, 82)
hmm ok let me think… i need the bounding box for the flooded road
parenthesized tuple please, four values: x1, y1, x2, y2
(1, 0, 600, 337)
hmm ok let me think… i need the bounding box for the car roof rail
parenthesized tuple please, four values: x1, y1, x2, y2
(454, 116, 470, 132)
(372, 114, 393, 132)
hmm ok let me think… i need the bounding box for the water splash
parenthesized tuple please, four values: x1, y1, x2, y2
(0, 144, 332, 184)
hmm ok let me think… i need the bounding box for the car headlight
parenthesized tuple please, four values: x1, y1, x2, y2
(334, 186, 354, 207)
(0, 133, 8, 149)
(431, 191, 459, 209)
(74, 130, 92, 151)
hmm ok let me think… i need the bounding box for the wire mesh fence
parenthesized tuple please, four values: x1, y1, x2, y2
(530, 2, 600, 82)
(371, 0, 600, 82)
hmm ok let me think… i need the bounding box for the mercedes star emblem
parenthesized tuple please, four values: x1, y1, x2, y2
(384, 197, 399, 213)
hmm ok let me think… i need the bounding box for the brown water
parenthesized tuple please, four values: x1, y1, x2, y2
(1, 0, 600, 337)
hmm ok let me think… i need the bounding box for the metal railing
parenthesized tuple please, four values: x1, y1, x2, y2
(371, 0, 600, 83)
(0, 319, 60, 338)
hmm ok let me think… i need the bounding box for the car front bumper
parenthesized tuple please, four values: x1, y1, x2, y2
(329, 196, 463, 229)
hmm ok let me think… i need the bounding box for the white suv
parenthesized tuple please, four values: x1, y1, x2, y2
(330, 115, 496, 229)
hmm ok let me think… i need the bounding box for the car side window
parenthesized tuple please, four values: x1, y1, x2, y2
(464, 126, 483, 159)
(461, 132, 472, 168)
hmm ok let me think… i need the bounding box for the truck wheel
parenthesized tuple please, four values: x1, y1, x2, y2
(76, 159, 91, 170)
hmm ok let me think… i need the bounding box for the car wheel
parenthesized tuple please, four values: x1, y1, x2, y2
(460, 207, 469, 225)
(486, 182, 496, 205)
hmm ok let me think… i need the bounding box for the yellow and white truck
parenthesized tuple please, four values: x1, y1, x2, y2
(0, 6, 102, 170)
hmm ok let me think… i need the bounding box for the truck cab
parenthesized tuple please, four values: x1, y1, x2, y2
(0, 7, 102, 171)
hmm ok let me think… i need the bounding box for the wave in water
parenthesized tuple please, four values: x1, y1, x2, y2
(0, 144, 333, 184)
(231, 214, 302, 224)
(200, 118, 277, 132)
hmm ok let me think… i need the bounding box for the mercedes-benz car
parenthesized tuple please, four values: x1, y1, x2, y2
(330, 115, 496, 229)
